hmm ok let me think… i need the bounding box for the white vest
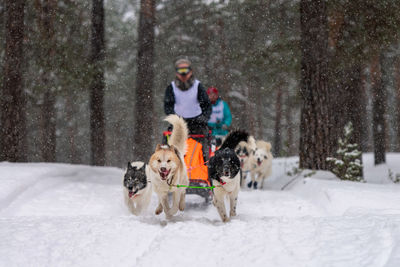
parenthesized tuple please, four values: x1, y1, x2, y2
(208, 100, 224, 123)
(172, 79, 202, 118)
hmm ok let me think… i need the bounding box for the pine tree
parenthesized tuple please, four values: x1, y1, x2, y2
(133, 0, 156, 160)
(0, 0, 27, 162)
(327, 122, 364, 182)
(90, 0, 106, 165)
(299, 0, 332, 170)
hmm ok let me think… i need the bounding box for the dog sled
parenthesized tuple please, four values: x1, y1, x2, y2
(163, 131, 214, 203)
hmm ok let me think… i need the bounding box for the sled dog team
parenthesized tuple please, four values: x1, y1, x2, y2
(123, 115, 273, 222)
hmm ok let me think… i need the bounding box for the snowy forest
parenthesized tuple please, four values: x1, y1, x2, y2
(1, 0, 400, 172)
(3, 1, 400, 266)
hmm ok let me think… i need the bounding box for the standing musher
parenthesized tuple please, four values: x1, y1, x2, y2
(206, 86, 232, 146)
(164, 57, 212, 160)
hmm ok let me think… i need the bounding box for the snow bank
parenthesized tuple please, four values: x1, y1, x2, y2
(1, 154, 400, 267)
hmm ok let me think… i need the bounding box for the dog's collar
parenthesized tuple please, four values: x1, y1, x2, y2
(214, 177, 237, 194)
(215, 178, 226, 186)
(129, 188, 140, 199)
(166, 174, 176, 188)
(131, 193, 140, 199)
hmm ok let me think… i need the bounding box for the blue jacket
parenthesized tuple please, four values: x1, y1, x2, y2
(207, 98, 232, 136)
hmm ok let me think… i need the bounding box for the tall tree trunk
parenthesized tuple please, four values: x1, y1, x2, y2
(133, 0, 155, 160)
(255, 85, 263, 139)
(253, 76, 263, 139)
(372, 53, 386, 165)
(273, 85, 282, 157)
(35, 0, 57, 162)
(0, 0, 26, 162)
(90, 0, 106, 165)
(41, 90, 56, 161)
(332, 65, 364, 176)
(395, 56, 400, 152)
(246, 83, 256, 136)
(346, 67, 363, 145)
(200, 7, 211, 82)
(299, 0, 331, 170)
(360, 70, 370, 152)
(284, 89, 295, 156)
(66, 92, 79, 164)
(217, 18, 232, 103)
(327, 3, 365, 179)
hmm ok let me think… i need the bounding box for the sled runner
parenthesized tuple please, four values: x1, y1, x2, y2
(163, 131, 213, 203)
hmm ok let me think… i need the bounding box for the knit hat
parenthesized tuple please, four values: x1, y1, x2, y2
(174, 58, 192, 68)
(207, 87, 219, 95)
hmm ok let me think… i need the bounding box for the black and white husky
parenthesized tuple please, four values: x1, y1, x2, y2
(208, 130, 249, 222)
(123, 161, 152, 215)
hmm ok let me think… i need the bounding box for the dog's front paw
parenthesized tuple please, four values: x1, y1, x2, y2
(179, 203, 185, 211)
(247, 181, 253, 188)
(253, 181, 258, 189)
(222, 216, 230, 223)
(230, 210, 236, 217)
(155, 203, 163, 215)
(179, 194, 186, 211)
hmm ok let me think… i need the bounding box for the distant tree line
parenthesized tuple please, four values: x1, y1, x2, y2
(1, 0, 400, 173)
(299, 0, 400, 179)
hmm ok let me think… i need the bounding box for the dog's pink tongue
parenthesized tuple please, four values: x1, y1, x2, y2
(129, 191, 134, 198)
(160, 169, 170, 180)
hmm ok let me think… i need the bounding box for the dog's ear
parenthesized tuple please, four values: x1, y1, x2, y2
(139, 163, 146, 170)
(248, 136, 257, 151)
(127, 162, 132, 169)
(265, 142, 272, 151)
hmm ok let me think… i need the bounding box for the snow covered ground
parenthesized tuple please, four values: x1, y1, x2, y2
(1, 153, 400, 267)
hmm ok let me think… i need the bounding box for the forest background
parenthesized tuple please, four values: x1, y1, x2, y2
(1, 0, 400, 171)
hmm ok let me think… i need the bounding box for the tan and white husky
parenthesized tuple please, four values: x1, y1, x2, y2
(148, 115, 189, 219)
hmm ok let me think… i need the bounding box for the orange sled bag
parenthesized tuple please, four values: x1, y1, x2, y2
(184, 138, 210, 185)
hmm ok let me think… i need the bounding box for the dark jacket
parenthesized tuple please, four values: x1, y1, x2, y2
(164, 82, 212, 127)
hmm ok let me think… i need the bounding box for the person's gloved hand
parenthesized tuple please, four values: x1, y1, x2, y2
(214, 119, 223, 129)
(196, 115, 208, 124)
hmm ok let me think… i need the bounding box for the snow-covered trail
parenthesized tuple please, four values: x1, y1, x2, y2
(2, 213, 400, 267)
(1, 155, 400, 267)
